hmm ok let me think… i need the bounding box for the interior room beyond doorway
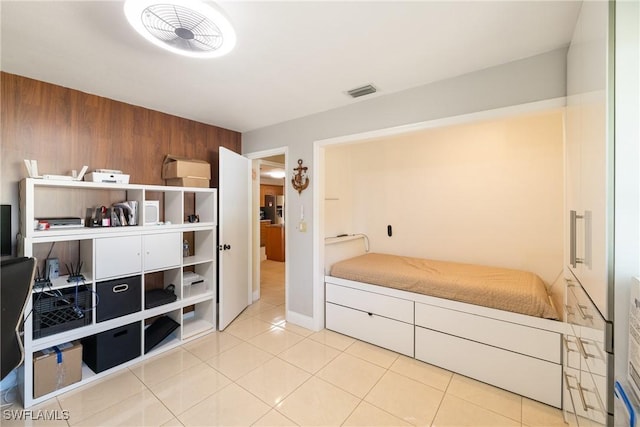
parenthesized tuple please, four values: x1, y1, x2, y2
(258, 155, 286, 306)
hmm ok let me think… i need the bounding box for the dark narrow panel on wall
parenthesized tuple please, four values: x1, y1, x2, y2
(0, 72, 241, 192)
(1, 205, 11, 256)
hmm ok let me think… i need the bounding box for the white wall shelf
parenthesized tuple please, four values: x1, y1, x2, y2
(18, 178, 218, 408)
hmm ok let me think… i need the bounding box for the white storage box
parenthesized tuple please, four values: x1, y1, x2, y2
(85, 172, 130, 184)
(183, 272, 207, 298)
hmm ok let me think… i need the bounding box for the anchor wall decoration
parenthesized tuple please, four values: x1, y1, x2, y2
(292, 159, 309, 194)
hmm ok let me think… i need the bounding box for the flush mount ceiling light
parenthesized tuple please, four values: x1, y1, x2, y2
(124, 0, 236, 58)
(268, 170, 286, 179)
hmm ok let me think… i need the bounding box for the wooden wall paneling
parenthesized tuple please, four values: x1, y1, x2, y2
(1, 72, 242, 255)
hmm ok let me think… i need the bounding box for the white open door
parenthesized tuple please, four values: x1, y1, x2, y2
(218, 147, 252, 330)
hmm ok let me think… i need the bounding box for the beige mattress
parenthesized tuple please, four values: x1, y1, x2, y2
(330, 253, 559, 320)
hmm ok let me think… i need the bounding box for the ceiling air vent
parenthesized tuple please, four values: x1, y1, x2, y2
(347, 84, 377, 98)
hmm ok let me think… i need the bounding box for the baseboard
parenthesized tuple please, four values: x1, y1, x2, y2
(286, 310, 320, 331)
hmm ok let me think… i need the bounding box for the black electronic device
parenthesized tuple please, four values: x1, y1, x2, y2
(33, 266, 52, 289)
(1, 257, 36, 380)
(145, 285, 177, 309)
(1, 205, 11, 256)
(144, 316, 179, 354)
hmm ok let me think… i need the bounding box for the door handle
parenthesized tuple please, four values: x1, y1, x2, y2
(218, 244, 231, 251)
(570, 210, 584, 268)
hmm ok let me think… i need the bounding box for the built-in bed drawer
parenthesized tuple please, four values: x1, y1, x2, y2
(326, 302, 414, 357)
(415, 302, 561, 364)
(415, 326, 562, 408)
(325, 283, 413, 323)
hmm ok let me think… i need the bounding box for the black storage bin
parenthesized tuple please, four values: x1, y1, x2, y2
(96, 275, 141, 322)
(32, 285, 93, 339)
(82, 322, 141, 373)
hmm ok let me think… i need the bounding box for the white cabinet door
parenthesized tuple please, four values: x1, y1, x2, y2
(577, 0, 611, 321)
(566, 0, 612, 320)
(144, 233, 181, 271)
(95, 235, 142, 280)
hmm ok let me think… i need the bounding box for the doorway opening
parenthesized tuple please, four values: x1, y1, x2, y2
(247, 148, 288, 315)
(258, 156, 286, 305)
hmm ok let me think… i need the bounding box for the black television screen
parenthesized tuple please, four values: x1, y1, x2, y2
(1, 205, 11, 256)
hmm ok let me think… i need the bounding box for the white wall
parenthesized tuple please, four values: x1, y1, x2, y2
(324, 111, 564, 285)
(243, 48, 568, 320)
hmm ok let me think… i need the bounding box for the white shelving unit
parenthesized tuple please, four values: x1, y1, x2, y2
(18, 178, 217, 408)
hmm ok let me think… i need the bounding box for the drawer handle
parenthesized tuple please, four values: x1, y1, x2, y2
(367, 312, 373, 317)
(574, 337, 590, 359)
(564, 373, 594, 412)
(563, 336, 578, 354)
(578, 338, 598, 359)
(566, 372, 601, 413)
(565, 304, 576, 317)
(113, 284, 129, 293)
(576, 381, 598, 413)
(577, 304, 594, 320)
(564, 372, 577, 390)
(565, 336, 597, 360)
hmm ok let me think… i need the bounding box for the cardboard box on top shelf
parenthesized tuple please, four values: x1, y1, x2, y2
(162, 155, 211, 188)
(33, 341, 82, 398)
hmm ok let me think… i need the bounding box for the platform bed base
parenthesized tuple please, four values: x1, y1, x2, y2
(324, 276, 567, 408)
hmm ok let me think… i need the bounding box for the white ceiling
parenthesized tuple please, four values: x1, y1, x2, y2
(1, 1, 581, 133)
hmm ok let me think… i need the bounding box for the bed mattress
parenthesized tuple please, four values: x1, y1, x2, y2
(329, 253, 559, 320)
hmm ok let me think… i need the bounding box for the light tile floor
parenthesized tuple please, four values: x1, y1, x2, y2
(4, 260, 567, 426)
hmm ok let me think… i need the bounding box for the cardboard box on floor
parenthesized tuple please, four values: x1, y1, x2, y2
(33, 341, 82, 398)
(162, 155, 211, 188)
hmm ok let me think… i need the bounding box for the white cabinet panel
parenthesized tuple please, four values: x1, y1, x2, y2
(326, 302, 414, 357)
(143, 233, 181, 271)
(415, 326, 561, 408)
(95, 235, 141, 280)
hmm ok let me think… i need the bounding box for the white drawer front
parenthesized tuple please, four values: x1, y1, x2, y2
(564, 335, 583, 370)
(579, 335, 608, 378)
(326, 303, 414, 357)
(567, 281, 606, 332)
(566, 281, 608, 378)
(564, 367, 607, 426)
(326, 283, 414, 324)
(416, 326, 561, 408)
(415, 302, 561, 363)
